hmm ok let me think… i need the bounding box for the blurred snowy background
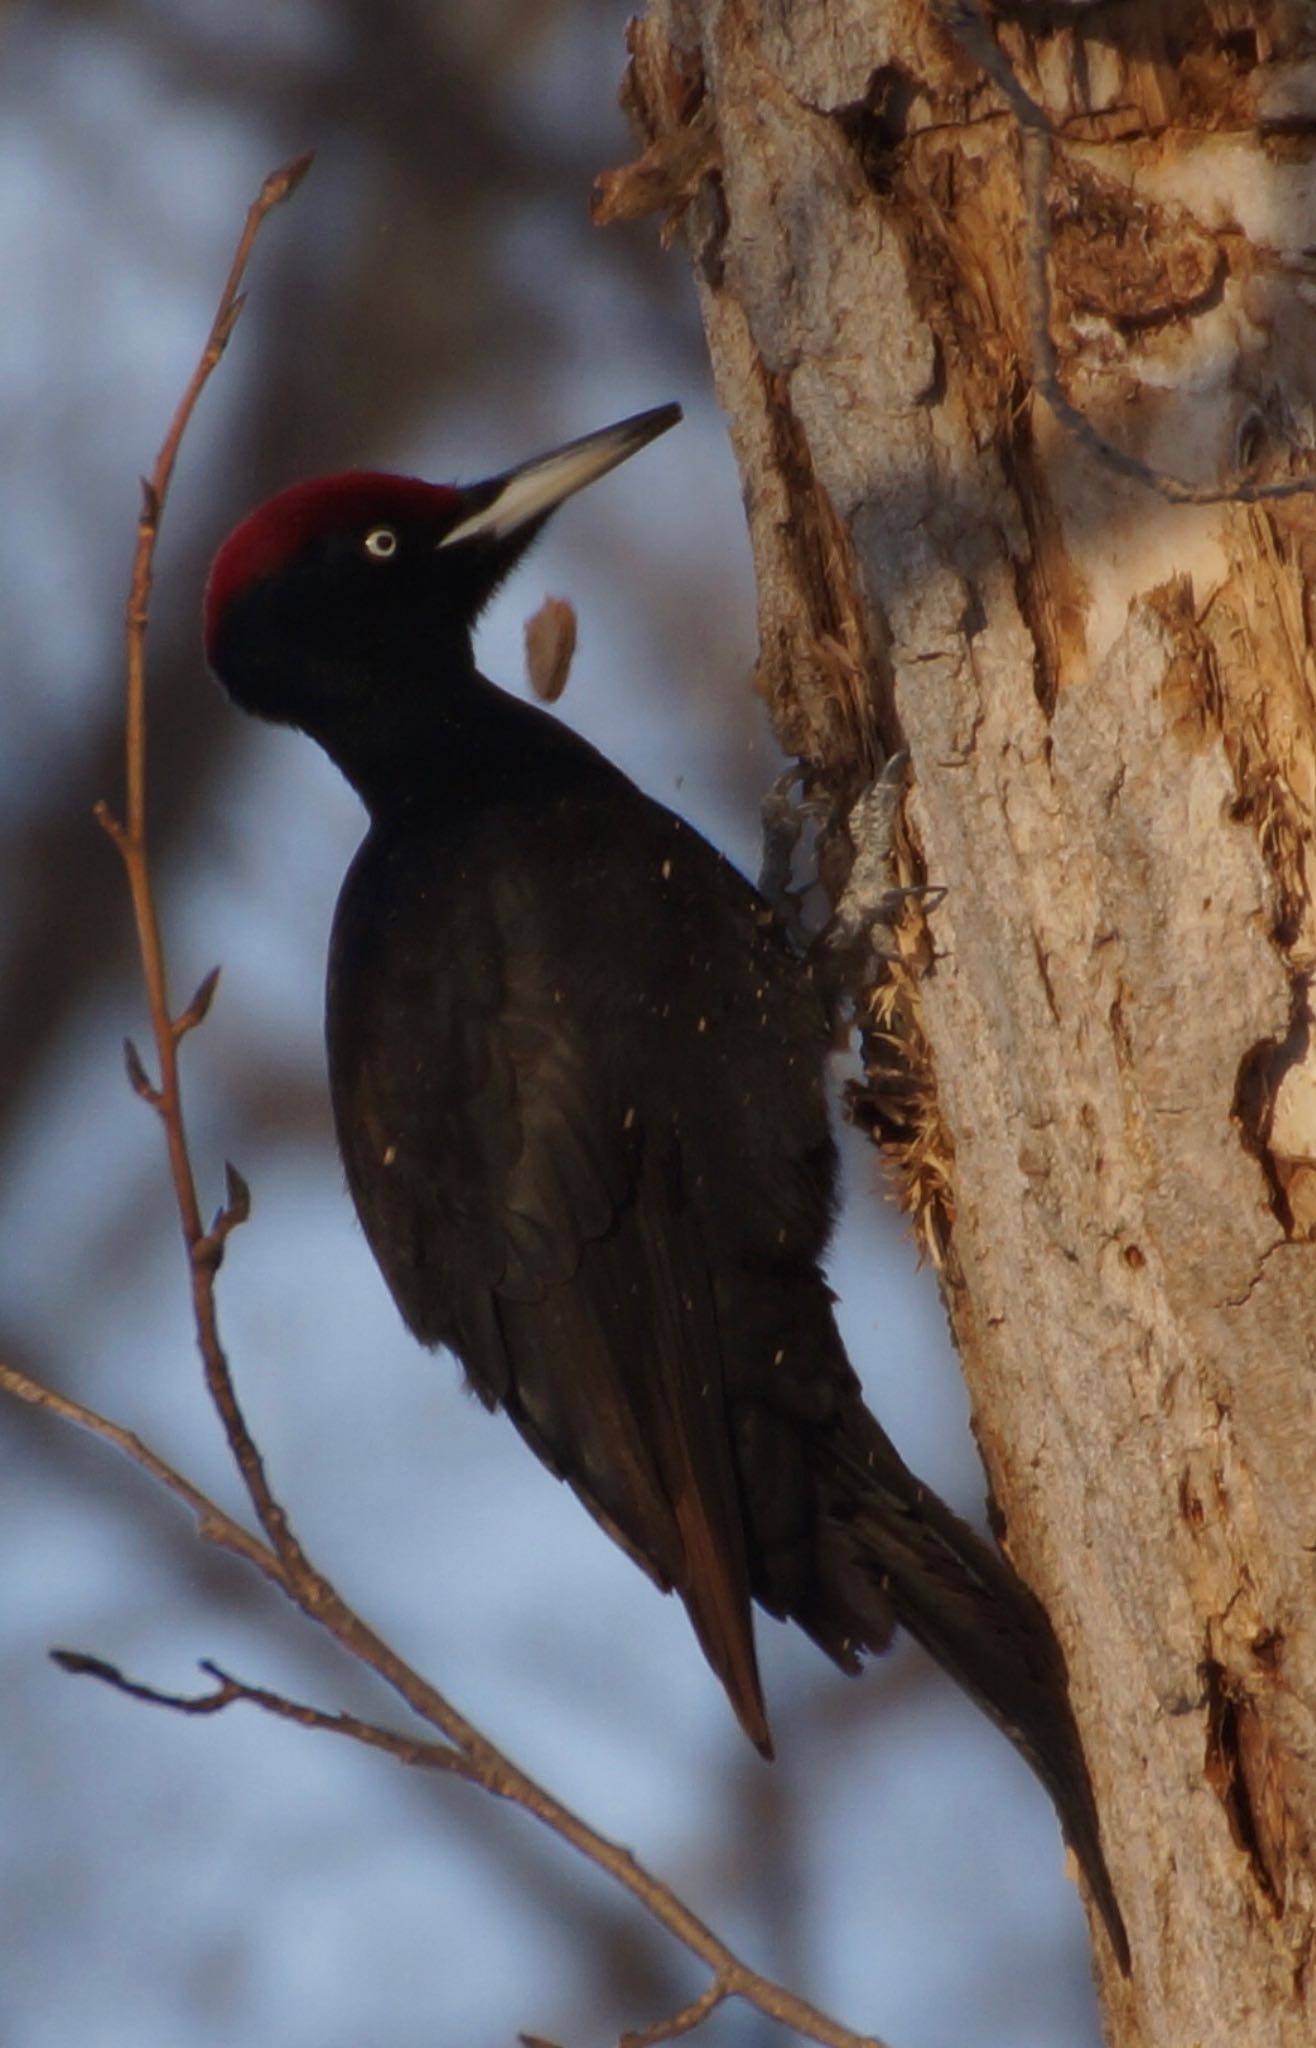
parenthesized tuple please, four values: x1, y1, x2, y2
(0, 4, 1102, 2044)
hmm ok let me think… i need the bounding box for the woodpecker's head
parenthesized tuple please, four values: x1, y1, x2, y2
(204, 404, 681, 734)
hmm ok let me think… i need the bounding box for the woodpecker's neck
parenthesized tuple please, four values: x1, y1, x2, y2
(210, 576, 620, 822)
(305, 648, 614, 823)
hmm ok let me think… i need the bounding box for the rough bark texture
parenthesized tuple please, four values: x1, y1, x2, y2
(616, 2, 1316, 2040)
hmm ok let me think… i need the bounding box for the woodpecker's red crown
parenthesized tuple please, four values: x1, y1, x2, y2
(204, 472, 459, 662)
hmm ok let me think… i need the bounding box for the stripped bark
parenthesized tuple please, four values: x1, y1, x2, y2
(608, 2, 1316, 2039)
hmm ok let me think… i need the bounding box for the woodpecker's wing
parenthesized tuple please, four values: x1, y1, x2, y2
(327, 827, 771, 1752)
(482, 1098, 771, 1753)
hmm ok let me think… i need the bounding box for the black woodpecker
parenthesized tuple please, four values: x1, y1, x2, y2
(205, 405, 1128, 1970)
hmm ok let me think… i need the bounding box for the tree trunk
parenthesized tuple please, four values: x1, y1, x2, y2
(615, 2, 1316, 2039)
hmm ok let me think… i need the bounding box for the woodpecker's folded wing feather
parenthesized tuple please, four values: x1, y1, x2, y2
(329, 910, 770, 1750)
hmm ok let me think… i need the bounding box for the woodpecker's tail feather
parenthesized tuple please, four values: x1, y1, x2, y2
(806, 1407, 1130, 1973)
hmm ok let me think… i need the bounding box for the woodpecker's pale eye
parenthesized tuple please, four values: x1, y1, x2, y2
(363, 526, 399, 559)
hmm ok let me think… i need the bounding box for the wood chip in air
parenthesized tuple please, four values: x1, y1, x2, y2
(524, 596, 577, 702)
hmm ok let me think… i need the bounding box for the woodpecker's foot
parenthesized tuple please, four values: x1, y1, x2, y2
(758, 766, 832, 953)
(831, 751, 911, 953)
(761, 754, 939, 995)
(824, 753, 943, 991)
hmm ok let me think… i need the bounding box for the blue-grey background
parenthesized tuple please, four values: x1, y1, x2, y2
(1, 4, 1100, 2042)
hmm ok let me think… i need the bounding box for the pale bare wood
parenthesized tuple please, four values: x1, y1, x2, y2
(619, 2, 1316, 2038)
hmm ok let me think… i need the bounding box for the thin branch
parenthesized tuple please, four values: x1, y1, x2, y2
(3, 1355, 886, 2047)
(52, 1653, 480, 1783)
(4, 1338, 885, 2039)
(98, 151, 311, 1261)
(95, 151, 313, 1576)
(0, 1360, 280, 1586)
(938, 0, 1316, 507)
(50, 1652, 249, 1716)
(621, 1983, 730, 2047)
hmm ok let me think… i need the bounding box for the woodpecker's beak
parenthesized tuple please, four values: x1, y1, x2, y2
(439, 404, 682, 549)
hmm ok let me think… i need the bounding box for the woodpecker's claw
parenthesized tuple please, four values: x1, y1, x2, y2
(828, 754, 934, 972)
(758, 768, 829, 896)
(759, 752, 939, 982)
(758, 767, 832, 952)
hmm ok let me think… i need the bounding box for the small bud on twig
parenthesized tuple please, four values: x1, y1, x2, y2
(93, 798, 128, 851)
(51, 1648, 119, 1680)
(194, 1162, 252, 1273)
(175, 965, 222, 1037)
(262, 151, 315, 208)
(122, 1037, 161, 1107)
(222, 1160, 252, 1228)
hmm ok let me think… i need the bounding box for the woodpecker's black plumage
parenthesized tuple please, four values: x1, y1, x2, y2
(206, 406, 1128, 1969)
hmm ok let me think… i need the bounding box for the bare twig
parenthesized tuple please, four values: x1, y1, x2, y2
(0, 1360, 281, 1586)
(6, 1349, 885, 2046)
(52, 1652, 479, 1782)
(938, 0, 1316, 507)
(97, 152, 311, 1239)
(50, 1652, 248, 1716)
(99, 153, 316, 1573)
(0, 160, 893, 2048)
(621, 1983, 730, 2046)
